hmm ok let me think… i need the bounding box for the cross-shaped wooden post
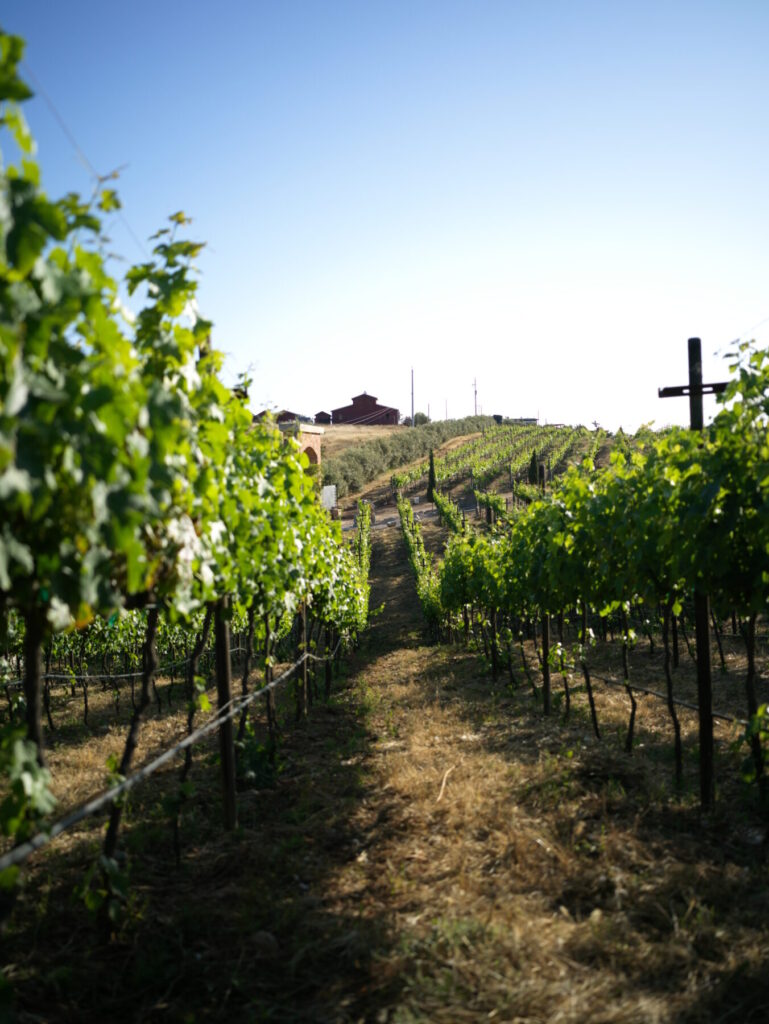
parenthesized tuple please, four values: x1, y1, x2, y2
(659, 337, 727, 811)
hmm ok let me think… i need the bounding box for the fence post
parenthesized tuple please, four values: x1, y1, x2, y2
(659, 337, 725, 810)
(297, 602, 308, 720)
(215, 596, 238, 830)
(325, 624, 333, 700)
(541, 612, 551, 715)
(688, 338, 715, 810)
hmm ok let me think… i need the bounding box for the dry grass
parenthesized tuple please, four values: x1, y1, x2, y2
(321, 424, 406, 460)
(3, 526, 769, 1023)
(334, 633, 769, 1024)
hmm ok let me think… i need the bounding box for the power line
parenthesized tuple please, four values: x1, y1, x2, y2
(21, 61, 149, 262)
(728, 313, 769, 347)
(22, 63, 100, 181)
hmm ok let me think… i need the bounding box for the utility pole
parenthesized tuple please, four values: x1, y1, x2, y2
(658, 337, 727, 811)
(473, 378, 477, 416)
(411, 367, 414, 427)
(427, 402, 430, 422)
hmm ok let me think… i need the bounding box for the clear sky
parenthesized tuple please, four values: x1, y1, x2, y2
(4, 1, 769, 430)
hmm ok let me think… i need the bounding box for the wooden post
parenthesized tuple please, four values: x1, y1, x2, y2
(23, 606, 47, 767)
(105, 605, 159, 860)
(297, 602, 308, 720)
(658, 338, 727, 811)
(688, 338, 715, 810)
(325, 624, 333, 700)
(694, 593, 714, 802)
(688, 337, 704, 431)
(215, 597, 238, 830)
(541, 612, 551, 714)
(490, 610, 499, 678)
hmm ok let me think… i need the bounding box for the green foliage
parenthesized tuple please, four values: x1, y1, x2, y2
(396, 494, 442, 630)
(433, 490, 464, 533)
(475, 490, 506, 519)
(0, 29, 376, 905)
(322, 416, 494, 497)
(738, 704, 769, 783)
(431, 347, 769, 796)
(0, 723, 56, 842)
(236, 717, 279, 788)
(78, 854, 130, 930)
(0, 27, 372, 642)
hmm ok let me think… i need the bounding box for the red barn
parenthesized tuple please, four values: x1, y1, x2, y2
(253, 409, 306, 424)
(331, 392, 399, 425)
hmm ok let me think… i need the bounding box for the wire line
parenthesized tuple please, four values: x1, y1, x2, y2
(0, 638, 343, 873)
(21, 60, 149, 261)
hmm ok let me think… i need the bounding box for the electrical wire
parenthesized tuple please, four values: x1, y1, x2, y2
(22, 61, 149, 260)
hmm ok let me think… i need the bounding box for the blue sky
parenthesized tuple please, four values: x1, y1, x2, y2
(4, 1, 769, 429)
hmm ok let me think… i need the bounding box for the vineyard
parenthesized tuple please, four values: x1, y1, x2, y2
(391, 422, 591, 494)
(396, 370, 769, 805)
(2, 28, 769, 1024)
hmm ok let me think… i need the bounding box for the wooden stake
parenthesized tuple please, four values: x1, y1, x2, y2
(215, 597, 238, 830)
(689, 338, 715, 810)
(541, 613, 551, 715)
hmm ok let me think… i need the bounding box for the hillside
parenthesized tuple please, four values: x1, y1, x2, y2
(320, 415, 495, 498)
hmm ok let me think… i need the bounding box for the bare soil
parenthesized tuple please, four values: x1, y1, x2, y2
(3, 521, 769, 1023)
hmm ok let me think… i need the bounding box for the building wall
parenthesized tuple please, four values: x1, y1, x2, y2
(277, 422, 323, 469)
(332, 393, 399, 425)
(300, 431, 321, 466)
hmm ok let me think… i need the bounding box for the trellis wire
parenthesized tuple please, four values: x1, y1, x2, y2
(0, 640, 342, 873)
(589, 671, 748, 727)
(2, 646, 249, 691)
